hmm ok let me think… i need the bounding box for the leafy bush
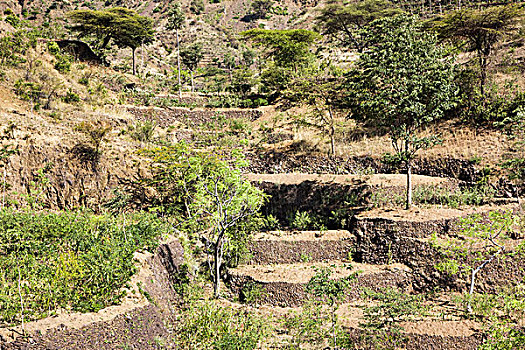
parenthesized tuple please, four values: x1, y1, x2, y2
(0, 210, 164, 326)
(63, 89, 80, 103)
(290, 211, 313, 230)
(0, 31, 29, 67)
(54, 54, 71, 73)
(176, 300, 270, 349)
(128, 120, 156, 142)
(361, 287, 428, 330)
(75, 119, 112, 154)
(239, 280, 266, 305)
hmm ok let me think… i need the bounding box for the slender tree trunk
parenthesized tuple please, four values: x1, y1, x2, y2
(176, 29, 182, 99)
(331, 307, 337, 348)
(406, 160, 413, 210)
(190, 71, 195, 93)
(213, 238, 222, 298)
(141, 41, 144, 78)
(330, 132, 335, 158)
(328, 108, 336, 158)
(132, 47, 136, 76)
(479, 54, 487, 97)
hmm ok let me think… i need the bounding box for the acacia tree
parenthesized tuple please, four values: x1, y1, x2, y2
(316, 0, 401, 52)
(167, 3, 185, 98)
(68, 7, 154, 75)
(435, 5, 522, 97)
(285, 70, 346, 157)
(180, 43, 203, 93)
(346, 15, 457, 209)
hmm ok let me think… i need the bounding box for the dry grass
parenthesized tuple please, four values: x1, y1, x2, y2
(273, 116, 511, 166)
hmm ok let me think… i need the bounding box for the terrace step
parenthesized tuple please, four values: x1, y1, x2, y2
(227, 261, 413, 307)
(248, 230, 356, 265)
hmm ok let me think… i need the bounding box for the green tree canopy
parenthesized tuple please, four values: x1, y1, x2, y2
(67, 7, 154, 74)
(180, 42, 204, 92)
(167, 2, 185, 31)
(434, 5, 522, 96)
(241, 29, 319, 71)
(346, 15, 457, 209)
(316, 0, 402, 51)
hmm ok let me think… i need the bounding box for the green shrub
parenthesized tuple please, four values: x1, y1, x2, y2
(290, 211, 314, 230)
(54, 54, 71, 73)
(14, 79, 42, 108)
(239, 280, 266, 305)
(63, 89, 80, 103)
(46, 41, 60, 55)
(128, 120, 157, 142)
(175, 300, 270, 349)
(0, 210, 164, 326)
(4, 14, 20, 27)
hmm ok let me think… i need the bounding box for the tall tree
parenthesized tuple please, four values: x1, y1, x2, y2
(316, 0, 401, 52)
(346, 15, 457, 209)
(435, 5, 522, 96)
(285, 68, 346, 157)
(137, 144, 266, 298)
(167, 3, 185, 98)
(241, 29, 319, 72)
(68, 7, 154, 75)
(180, 42, 203, 93)
(242, 29, 319, 97)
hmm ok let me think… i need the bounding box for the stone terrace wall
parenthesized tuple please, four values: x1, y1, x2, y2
(126, 106, 262, 127)
(247, 151, 483, 181)
(227, 270, 413, 307)
(248, 237, 357, 265)
(254, 180, 370, 227)
(350, 215, 525, 292)
(344, 328, 484, 350)
(1, 240, 185, 350)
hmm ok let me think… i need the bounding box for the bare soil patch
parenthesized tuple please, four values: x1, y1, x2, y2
(358, 203, 519, 222)
(229, 261, 411, 284)
(246, 173, 450, 187)
(252, 230, 354, 241)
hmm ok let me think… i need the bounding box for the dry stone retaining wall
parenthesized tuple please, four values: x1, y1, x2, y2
(126, 106, 262, 127)
(227, 270, 413, 307)
(248, 237, 356, 265)
(1, 240, 185, 350)
(350, 215, 525, 292)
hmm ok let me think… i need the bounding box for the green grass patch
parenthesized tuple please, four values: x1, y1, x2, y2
(371, 184, 495, 209)
(0, 209, 165, 326)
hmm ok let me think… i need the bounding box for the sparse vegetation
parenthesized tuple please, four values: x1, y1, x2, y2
(1, 1, 525, 348)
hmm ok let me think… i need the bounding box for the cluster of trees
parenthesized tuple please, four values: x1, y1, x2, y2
(244, 2, 524, 209)
(59, 1, 525, 209)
